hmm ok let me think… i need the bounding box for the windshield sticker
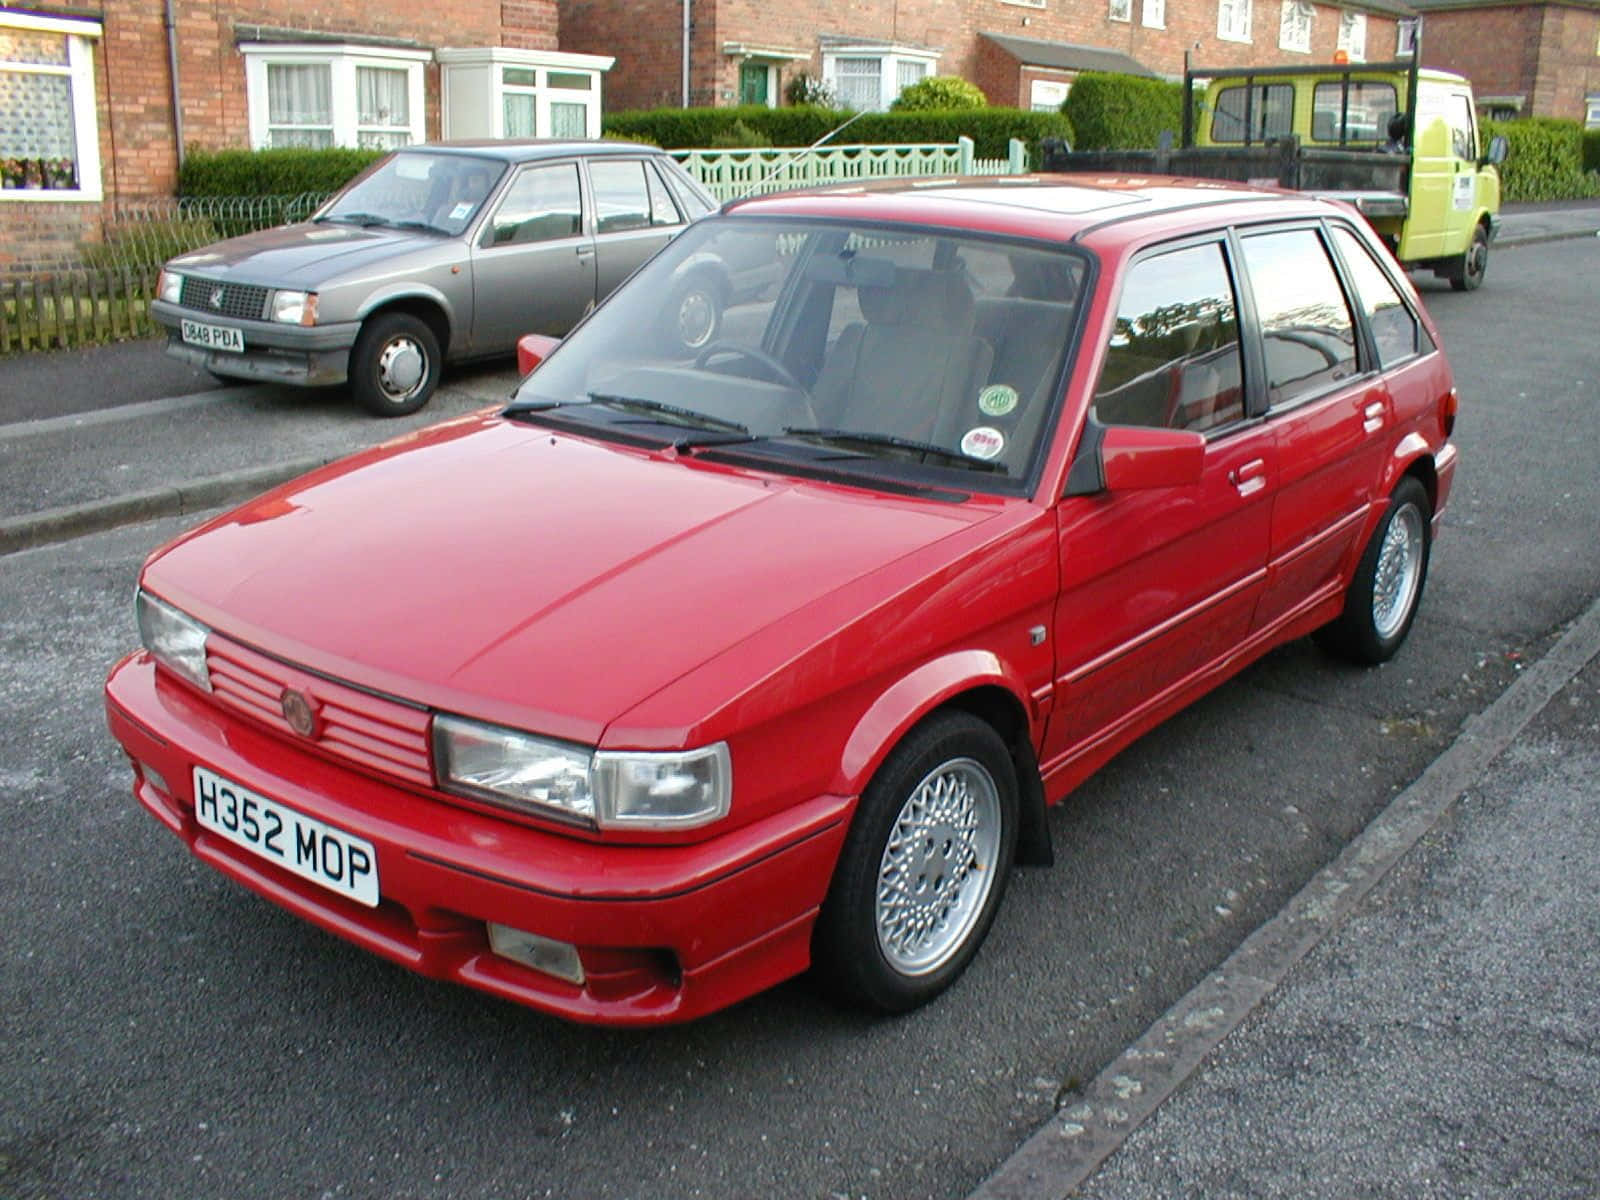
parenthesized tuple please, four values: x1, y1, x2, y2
(449, 201, 476, 221)
(961, 426, 1006, 460)
(978, 384, 1019, 418)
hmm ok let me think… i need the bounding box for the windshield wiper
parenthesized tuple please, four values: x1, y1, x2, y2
(390, 219, 451, 236)
(316, 212, 389, 227)
(586, 393, 750, 435)
(780, 427, 1005, 473)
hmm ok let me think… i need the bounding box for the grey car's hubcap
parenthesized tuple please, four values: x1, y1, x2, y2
(1373, 502, 1424, 640)
(875, 757, 1002, 975)
(377, 337, 426, 400)
(677, 290, 716, 349)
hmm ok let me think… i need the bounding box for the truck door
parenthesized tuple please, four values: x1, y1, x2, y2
(1403, 84, 1480, 261)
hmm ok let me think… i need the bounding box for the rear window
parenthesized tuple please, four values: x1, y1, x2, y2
(1310, 81, 1398, 143)
(1211, 83, 1294, 143)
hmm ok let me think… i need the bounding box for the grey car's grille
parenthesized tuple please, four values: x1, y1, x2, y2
(178, 277, 271, 321)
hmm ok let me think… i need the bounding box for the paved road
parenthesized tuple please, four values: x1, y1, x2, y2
(1, 235, 1597, 1200)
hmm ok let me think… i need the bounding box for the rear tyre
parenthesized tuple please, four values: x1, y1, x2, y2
(1314, 476, 1432, 665)
(349, 312, 440, 417)
(812, 711, 1018, 1014)
(1448, 224, 1489, 292)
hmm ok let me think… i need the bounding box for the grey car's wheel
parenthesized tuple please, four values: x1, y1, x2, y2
(1449, 223, 1489, 292)
(1315, 476, 1432, 665)
(349, 312, 440, 417)
(813, 710, 1018, 1013)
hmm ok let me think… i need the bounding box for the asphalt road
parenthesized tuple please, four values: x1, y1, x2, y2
(2, 237, 1598, 1199)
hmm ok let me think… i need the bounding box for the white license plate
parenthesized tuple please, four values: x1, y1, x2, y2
(192, 766, 379, 907)
(180, 318, 244, 353)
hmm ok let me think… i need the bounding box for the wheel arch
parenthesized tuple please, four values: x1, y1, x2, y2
(358, 292, 455, 358)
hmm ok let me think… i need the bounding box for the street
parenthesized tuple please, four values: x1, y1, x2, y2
(2, 235, 1598, 1199)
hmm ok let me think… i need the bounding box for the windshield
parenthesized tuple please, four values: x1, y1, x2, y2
(318, 151, 506, 236)
(510, 216, 1089, 489)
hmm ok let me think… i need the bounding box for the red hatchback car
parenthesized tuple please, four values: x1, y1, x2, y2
(106, 175, 1458, 1025)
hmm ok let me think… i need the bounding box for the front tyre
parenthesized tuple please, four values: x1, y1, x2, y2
(1314, 476, 1432, 665)
(349, 312, 440, 417)
(1448, 223, 1489, 292)
(813, 711, 1018, 1013)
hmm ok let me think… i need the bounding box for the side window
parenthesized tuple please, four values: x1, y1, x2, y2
(642, 161, 684, 227)
(659, 159, 717, 219)
(483, 163, 582, 248)
(1212, 83, 1295, 143)
(1092, 242, 1246, 433)
(1330, 226, 1426, 367)
(589, 160, 652, 234)
(1238, 228, 1357, 407)
(1448, 93, 1478, 161)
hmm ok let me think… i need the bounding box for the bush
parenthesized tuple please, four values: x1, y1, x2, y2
(1062, 72, 1186, 151)
(1481, 117, 1600, 202)
(708, 119, 773, 149)
(891, 76, 987, 112)
(179, 146, 383, 198)
(785, 73, 841, 109)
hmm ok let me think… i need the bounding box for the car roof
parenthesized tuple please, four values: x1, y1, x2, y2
(721, 174, 1344, 249)
(395, 140, 665, 163)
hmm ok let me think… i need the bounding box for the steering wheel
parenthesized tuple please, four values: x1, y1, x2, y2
(693, 341, 803, 391)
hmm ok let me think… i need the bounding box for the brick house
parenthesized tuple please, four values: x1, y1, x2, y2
(1411, 0, 1600, 123)
(558, 0, 1413, 114)
(1, 0, 611, 274)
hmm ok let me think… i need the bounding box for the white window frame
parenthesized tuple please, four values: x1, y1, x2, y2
(821, 44, 939, 112)
(436, 48, 612, 140)
(1030, 78, 1071, 112)
(1143, 0, 1167, 29)
(1585, 96, 1600, 129)
(0, 11, 103, 203)
(1396, 19, 1418, 57)
(241, 43, 428, 150)
(1110, 0, 1132, 24)
(1279, 1, 1314, 53)
(1337, 11, 1367, 61)
(1219, 0, 1254, 44)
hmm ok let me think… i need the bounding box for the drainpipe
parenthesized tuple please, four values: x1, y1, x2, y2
(164, 0, 186, 167)
(681, 0, 690, 107)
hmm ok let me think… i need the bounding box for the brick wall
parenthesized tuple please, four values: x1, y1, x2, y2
(1421, 4, 1600, 122)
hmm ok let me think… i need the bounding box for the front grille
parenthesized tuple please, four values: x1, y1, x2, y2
(178, 277, 271, 321)
(205, 635, 435, 788)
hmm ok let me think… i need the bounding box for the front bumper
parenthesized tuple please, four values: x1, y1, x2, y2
(105, 653, 854, 1026)
(152, 298, 361, 387)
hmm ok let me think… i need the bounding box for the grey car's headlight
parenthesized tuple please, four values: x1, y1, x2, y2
(433, 714, 731, 830)
(270, 290, 318, 326)
(135, 589, 210, 692)
(157, 269, 184, 304)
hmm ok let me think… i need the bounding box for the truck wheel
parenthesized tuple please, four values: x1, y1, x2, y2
(1448, 224, 1488, 292)
(349, 313, 440, 417)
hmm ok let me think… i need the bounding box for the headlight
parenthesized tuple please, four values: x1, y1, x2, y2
(157, 269, 184, 304)
(135, 590, 210, 692)
(432, 715, 731, 830)
(270, 290, 318, 326)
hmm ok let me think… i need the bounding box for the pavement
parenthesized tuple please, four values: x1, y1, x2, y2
(1, 200, 1598, 1199)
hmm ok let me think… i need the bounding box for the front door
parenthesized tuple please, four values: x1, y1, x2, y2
(740, 62, 771, 107)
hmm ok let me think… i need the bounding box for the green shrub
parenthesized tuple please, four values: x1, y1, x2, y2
(1481, 117, 1600, 202)
(179, 146, 383, 198)
(1062, 72, 1186, 150)
(785, 73, 840, 109)
(891, 76, 987, 112)
(709, 119, 773, 149)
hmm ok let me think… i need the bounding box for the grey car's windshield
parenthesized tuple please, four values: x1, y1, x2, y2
(319, 152, 506, 237)
(509, 216, 1089, 487)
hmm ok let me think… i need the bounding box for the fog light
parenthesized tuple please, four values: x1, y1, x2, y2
(487, 923, 585, 985)
(139, 761, 172, 797)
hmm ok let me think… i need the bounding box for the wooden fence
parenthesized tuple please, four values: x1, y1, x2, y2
(0, 268, 157, 354)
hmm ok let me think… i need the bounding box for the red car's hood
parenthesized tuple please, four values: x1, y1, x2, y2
(144, 412, 992, 746)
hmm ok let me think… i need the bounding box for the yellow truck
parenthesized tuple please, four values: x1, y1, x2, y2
(1044, 54, 1507, 291)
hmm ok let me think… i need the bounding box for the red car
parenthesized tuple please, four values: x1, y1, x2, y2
(106, 175, 1458, 1025)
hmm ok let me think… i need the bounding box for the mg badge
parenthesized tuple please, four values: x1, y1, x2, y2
(209, 286, 225, 310)
(280, 688, 319, 738)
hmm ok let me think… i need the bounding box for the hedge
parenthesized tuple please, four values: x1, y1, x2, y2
(1481, 117, 1600, 202)
(179, 146, 384, 198)
(1584, 127, 1600, 176)
(1062, 72, 1186, 151)
(602, 106, 1073, 163)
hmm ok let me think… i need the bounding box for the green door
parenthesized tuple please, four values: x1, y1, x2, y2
(739, 63, 769, 107)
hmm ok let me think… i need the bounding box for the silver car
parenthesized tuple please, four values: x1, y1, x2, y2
(152, 141, 719, 415)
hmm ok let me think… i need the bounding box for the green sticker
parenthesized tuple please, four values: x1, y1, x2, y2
(978, 383, 1018, 417)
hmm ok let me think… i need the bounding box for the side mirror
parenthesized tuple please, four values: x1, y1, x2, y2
(516, 333, 561, 376)
(1064, 420, 1206, 496)
(1482, 134, 1508, 167)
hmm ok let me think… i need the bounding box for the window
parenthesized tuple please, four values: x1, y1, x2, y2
(1031, 79, 1071, 112)
(1219, 0, 1253, 43)
(1238, 229, 1356, 408)
(242, 44, 427, 150)
(590, 160, 686, 234)
(1337, 11, 1367, 61)
(0, 13, 102, 200)
(1211, 84, 1294, 142)
(1279, 1, 1314, 52)
(503, 67, 593, 139)
(1311, 81, 1397, 142)
(1330, 226, 1423, 368)
(1447, 93, 1478, 161)
(1396, 19, 1418, 57)
(1093, 243, 1245, 434)
(1143, 0, 1167, 28)
(483, 163, 582, 248)
(822, 45, 938, 111)
(1587, 96, 1600, 129)
(1110, 0, 1132, 23)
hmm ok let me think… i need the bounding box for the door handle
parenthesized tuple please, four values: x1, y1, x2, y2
(1228, 458, 1267, 497)
(1361, 399, 1386, 433)
(575, 244, 594, 258)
